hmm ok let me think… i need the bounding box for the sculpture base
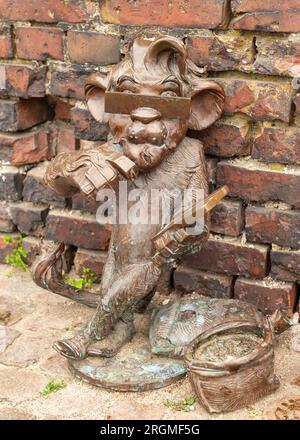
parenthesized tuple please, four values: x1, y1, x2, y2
(68, 337, 186, 392)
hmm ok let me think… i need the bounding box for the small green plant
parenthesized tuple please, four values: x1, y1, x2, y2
(247, 406, 262, 419)
(164, 395, 196, 412)
(4, 235, 28, 271)
(66, 267, 96, 289)
(40, 379, 66, 397)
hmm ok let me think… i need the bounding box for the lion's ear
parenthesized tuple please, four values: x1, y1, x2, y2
(85, 74, 108, 122)
(188, 79, 225, 131)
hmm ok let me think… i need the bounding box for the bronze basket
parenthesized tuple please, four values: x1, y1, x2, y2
(184, 319, 280, 414)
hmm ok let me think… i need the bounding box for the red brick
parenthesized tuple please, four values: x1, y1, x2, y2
(101, 0, 230, 28)
(187, 31, 254, 72)
(0, 127, 51, 165)
(15, 27, 63, 61)
(0, 201, 15, 233)
(55, 122, 77, 155)
(0, 98, 52, 132)
(67, 31, 120, 65)
(10, 201, 48, 236)
(254, 34, 300, 77)
(271, 248, 300, 283)
(45, 209, 112, 250)
(0, 64, 46, 98)
(210, 199, 244, 236)
(54, 99, 73, 121)
(191, 115, 251, 157)
(23, 163, 67, 208)
(217, 159, 300, 208)
(174, 265, 233, 298)
(74, 248, 108, 281)
(215, 76, 292, 122)
(252, 123, 300, 165)
(0, 165, 24, 201)
(183, 235, 269, 278)
(245, 206, 300, 249)
(0, 0, 91, 23)
(0, 232, 18, 263)
(0, 26, 13, 58)
(50, 65, 98, 100)
(22, 236, 41, 265)
(231, 0, 300, 33)
(72, 193, 98, 214)
(71, 106, 108, 141)
(234, 276, 297, 316)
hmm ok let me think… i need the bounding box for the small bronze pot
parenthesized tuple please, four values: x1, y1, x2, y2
(184, 319, 280, 414)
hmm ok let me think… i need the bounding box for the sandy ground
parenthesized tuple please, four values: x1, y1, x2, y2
(0, 263, 299, 420)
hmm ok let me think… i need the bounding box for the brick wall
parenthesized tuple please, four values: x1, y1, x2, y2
(0, 0, 299, 316)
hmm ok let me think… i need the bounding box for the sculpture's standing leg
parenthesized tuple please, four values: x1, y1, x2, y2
(53, 261, 162, 359)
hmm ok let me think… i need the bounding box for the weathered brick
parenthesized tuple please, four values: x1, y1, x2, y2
(15, 27, 63, 61)
(217, 159, 300, 208)
(191, 115, 251, 157)
(10, 201, 48, 236)
(187, 30, 254, 72)
(294, 95, 300, 115)
(254, 34, 300, 77)
(245, 206, 300, 249)
(71, 106, 108, 141)
(214, 76, 292, 122)
(271, 247, 300, 283)
(55, 122, 77, 155)
(23, 163, 67, 208)
(234, 277, 297, 316)
(45, 209, 112, 250)
(74, 248, 108, 281)
(174, 265, 233, 298)
(231, 0, 300, 33)
(0, 232, 18, 263)
(54, 99, 73, 121)
(210, 199, 244, 236)
(22, 236, 41, 266)
(67, 31, 120, 65)
(183, 235, 269, 278)
(0, 165, 24, 201)
(0, 0, 91, 23)
(0, 98, 52, 132)
(0, 26, 13, 58)
(72, 193, 98, 214)
(0, 127, 51, 165)
(50, 64, 98, 100)
(101, 0, 230, 28)
(206, 157, 218, 192)
(0, 201, 15, 233)
(0, 64, 46, 98)
(252, 123, 300, 165)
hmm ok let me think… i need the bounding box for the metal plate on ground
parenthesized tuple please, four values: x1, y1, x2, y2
(68, 339, 186, 392)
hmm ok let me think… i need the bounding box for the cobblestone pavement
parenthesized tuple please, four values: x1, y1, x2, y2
(0, 264, 299, 420)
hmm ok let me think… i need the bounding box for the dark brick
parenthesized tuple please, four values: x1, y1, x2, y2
(22, 236, 41, 266)
(72, 193, 98, 214)
(183, 235, 269, 279)
(234, 276, 298, 316)
(252, 123, 300, 165)
(67, 32, 120, 65)
(174, 265, 233, 298)
(15, 27, 64, 61)
(217, 159, 300, 208)
(71, 106, 108, 141)
(0, 64, 46, 98)
(10, 201, 48, 236)
(0, 166, 24, 201)
(74, 248, 108, 281)
(210, 199, 244, 236)
(49, 64, 98, 100)
(23, 163, 67, 208)
(245, 206, 300, 249)
(45, 209, 112, 250)
(0, 201, 15, 233)
(271, 248, 300, 282)
(0, 98, 52, 132)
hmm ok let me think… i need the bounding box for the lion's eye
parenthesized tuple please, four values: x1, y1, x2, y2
(160, 90, 178, 97)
